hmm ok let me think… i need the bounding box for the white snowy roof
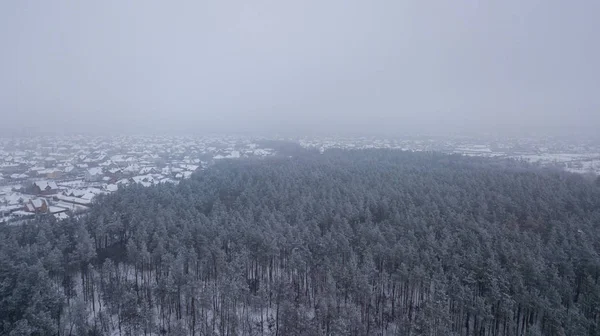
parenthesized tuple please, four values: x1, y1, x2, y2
(54, 212, 69, 220)
(132, 175, 154, 184)
(64, 188, 86, 197)
(31, 199, 45, 208)
(37, 168, 61, 174)
(139, 167, 154, 174)
(87, 167, 103, 176)
(180, 164, 199, 171)
(53, 201, 89, 212)
(117, 178, 131, 185)
(48, 206, 68, 214)
(56, 194, 92, 205)
(34, 181, 59, 190)
(81, 192, 96, 201)
(105, 184, 118, 192)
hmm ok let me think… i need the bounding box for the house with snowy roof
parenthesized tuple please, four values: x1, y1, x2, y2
(32, 181, 60, 195)
(24, 198, 48, 213)
(36, 168, 63, 179)
(10, 173, 28, 180)
(105, 184, 118, 192)
(85, 167, 103, 182)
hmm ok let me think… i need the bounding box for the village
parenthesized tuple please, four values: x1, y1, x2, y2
(0, 135, 276, 224)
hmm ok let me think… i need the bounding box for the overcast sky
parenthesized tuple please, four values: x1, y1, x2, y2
(1, 0, 599, 136)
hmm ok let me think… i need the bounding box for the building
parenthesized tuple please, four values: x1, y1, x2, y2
(32, 181, 59, 195)
(24, 198, 48, 213)
(37, 168, 63, 179)
(85, 167, 103, 182)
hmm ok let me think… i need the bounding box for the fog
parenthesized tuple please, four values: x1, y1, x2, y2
(1, 0, 599, 137)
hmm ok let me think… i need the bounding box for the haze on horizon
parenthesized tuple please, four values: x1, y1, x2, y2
(1, 0, 599, 137)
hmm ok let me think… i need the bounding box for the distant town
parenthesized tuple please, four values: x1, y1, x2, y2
(1, 134, 599, 224)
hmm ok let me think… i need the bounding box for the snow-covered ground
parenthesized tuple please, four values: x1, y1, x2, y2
(1, 134, 598, 225)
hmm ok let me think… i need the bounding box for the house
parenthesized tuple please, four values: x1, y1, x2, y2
(10, 173, 28, 180)
(64, 189, 87, 197)
(107, 167, 122, 175)
(123, 164, 140, 175)
(180, 164, 199, 171)
(55, 194, 93, 206)
(132, 175, 155, 185)
(32, 181, 59, 195)
(24, 198, 48, 213)
(139, 167, 158, 175)
(81, 192, 96, 203)
(85, 167, 103, 182)
(48, 206, 69, 215)
(116, 178, 132, 186)
(62, 165, 77, 176)
(105, 184, 118, 192)
(37, 168, 62, 179)
(0, 204, 23, 218)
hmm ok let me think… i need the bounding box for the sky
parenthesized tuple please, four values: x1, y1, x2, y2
(1, 0, 599, 136)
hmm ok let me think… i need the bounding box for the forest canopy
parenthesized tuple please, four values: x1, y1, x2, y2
(1, 149, 599, 336)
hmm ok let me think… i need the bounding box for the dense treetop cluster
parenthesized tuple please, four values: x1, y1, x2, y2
(1, 148, 599, 335)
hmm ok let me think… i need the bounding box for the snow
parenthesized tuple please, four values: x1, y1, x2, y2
(139, 167, 154, 174)
(55, 194, 92, 205)
(53, 201, 89, 212)
(54, 212, 69, 220)
(34, 180, 59, 190)
(158, 178, 178, 185)
(455, 146, 492, 153)
(48, 206, 68, 214)
(254, 149, 272, 156)
(0, 204, 22, 212)
(58, 180, 87, 188)
(0, 192, 27, 205)
(132, 175, 155, 184)
(12, 210, 33, 217)
(117, 178, 131, 185)
(180, 164, 199, 171)
(214, 150, 241, 160)
(31, 198, 46, 208)
(81, 192, 97, 201)
(87, 167, 103, 176)
(105, 184, 118, 192)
